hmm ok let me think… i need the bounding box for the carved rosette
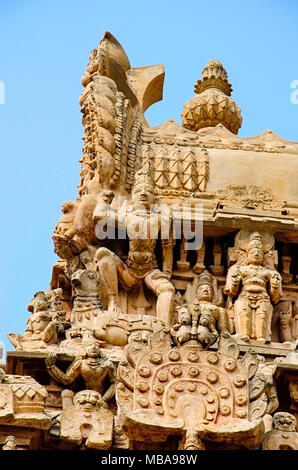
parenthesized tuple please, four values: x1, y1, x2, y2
(116, 332, 265, 448)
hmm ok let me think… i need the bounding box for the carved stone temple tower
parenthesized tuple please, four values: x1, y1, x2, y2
(1, 32, 298, 451)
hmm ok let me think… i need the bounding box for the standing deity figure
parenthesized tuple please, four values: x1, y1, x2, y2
(94, 169, 175, 326)
(225, 232, 282, 343)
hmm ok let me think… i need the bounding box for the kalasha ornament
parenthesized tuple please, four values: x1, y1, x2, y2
(181, 59, 242, 134)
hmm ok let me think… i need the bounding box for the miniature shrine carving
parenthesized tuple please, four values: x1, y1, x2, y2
(0, 373, 51, 430)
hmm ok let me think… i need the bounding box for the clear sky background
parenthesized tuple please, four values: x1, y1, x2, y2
(0, 0, 297, 356)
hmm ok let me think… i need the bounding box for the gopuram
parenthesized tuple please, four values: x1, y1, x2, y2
(1, 32, 298, 451)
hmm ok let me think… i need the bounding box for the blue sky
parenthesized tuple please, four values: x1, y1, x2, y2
(0, 0, 297, 355)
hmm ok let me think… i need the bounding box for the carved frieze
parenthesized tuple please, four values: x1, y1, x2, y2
(214, 185, 285, 210)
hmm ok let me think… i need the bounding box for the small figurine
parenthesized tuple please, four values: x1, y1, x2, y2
(171, 272, 227, 349)
(2, 436, 17, 451)
(262, 412, 298, 450)
(8, 290, 66, 350)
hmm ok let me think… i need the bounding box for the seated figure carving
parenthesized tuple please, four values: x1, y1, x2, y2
(94, 169, 175, 326)
(8, 290, 67, 350)
(262, 412, 298, 450)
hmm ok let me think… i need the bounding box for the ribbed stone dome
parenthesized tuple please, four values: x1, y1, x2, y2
(181, 60, 242, 135)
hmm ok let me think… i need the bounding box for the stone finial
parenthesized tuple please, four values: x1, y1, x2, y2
(194, 60, 231, 95)
(181, 60, 242, 134)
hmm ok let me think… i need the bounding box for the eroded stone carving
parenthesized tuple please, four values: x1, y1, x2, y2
(60, 389, 113, 449)
(214, 185, 284, 210)
(273, 301, 297, 344)
(172, 271, 228, 348)
(2, 436, 17, 450)
(94, 312, 165, 348)
(249, 356, 279, 432)
(262, 412, 298, 450)
(70, 269, 102, 332)
(0, 374, 50, 429)
(45, 339, 116, 402)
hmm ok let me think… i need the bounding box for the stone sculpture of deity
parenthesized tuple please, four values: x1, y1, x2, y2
(172, 270, 228, 347)
(225, 232, 282, 343)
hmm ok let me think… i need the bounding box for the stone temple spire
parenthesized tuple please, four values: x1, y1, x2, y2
(181, 59, 242, 134)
